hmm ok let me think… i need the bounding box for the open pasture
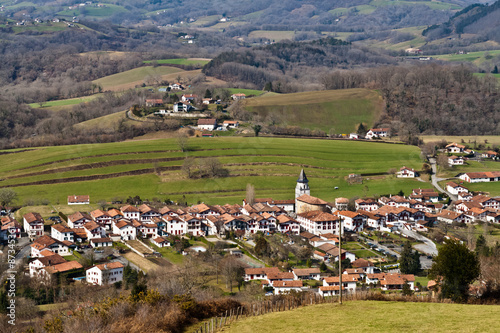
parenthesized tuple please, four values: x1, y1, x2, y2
(93, 66, 185, 91)
(143, 58, 211, 66)
(0, 137, 424, 207)
(243, 88, 384, 133)
(223, 301, 500, 333)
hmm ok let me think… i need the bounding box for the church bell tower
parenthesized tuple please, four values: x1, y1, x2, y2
(295, 169, 310, 199)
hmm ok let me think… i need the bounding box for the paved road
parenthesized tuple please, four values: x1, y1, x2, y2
(419, 255, 433, 270)
(399, 228, 438, 256)
(429, 157, 456, 202)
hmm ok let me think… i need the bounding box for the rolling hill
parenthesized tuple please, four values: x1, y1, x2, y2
(242, 89, 384, 134)
(0, 137, 425, 208)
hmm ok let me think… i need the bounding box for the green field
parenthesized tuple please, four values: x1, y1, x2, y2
(370, 0, 460, 10)
(432, 50, 500, 64)
(227, 88, 265, 97)
(93, 66, 185, 91)
(0, 137, 424, 207)
(143, 58, 211, 66)
(243, 88, 384, 133)
(74, 110, 131, 130)
(57, 4, 128, 18)
(29, 94, 102, 110)
(330, 5, 376, 16)
(248, 30, 296, 41)
(474, 73, 500, 81)
(224, 301, 500, 333)
(329, 1, 459, 16)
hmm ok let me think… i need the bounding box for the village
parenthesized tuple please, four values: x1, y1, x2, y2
(2, 161, 499, 298)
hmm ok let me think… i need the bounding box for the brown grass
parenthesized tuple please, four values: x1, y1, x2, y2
(122, 252, 159, 272)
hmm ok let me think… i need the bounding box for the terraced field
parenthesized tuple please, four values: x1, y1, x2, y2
(0, 137, 425, 207)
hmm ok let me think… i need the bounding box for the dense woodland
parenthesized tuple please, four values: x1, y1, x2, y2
(0, 1, 498, 148)
(321, 64, 500, 136)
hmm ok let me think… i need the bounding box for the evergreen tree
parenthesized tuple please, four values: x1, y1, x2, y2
(399, 241, 413, 274)
(253, 124, 262, 137)
(402, 281, 414, 296)
(320, 261, 327, 272)
(400, 241, 421, 274)
(204, 88, 212, 99)
(475, 235, 490, 257)
(357, 123, 367, 136)
(410, 251, 421, 274)
(492, 65, 499, 74)
(429, 239, 480, 302)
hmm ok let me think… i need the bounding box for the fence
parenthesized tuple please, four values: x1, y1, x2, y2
(193, 291, 439, 333)
(193, 292, 344, 333)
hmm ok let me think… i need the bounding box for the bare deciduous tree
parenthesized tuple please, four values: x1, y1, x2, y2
(245, 183, 255, 205)
(176, 132, 189, 152)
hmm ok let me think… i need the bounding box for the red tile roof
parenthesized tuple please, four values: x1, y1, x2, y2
(67, 195, 89, 203)
(296, 194, 327, 205)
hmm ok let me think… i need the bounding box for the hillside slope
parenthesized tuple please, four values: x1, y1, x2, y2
(423, 0, 500, 43)
(0, 137, 424, 206)
(224, 301, 500, 333)
(242, 88, 383, 133)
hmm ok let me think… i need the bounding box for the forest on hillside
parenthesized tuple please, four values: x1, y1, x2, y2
(0, 0, 475, 31)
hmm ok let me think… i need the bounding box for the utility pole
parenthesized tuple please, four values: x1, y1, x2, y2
(339, 217, 342, 305)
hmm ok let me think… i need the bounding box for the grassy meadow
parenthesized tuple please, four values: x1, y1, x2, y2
(223, 301, 500, 333)
(243, 88, 384, 133)
(432, 50, 500, 64)
(248, 30, 296, 41)
(29, 94, 103, 110)
(0, 137, 425, 210)
(143, 58, 211, 66)
(93, 66, 185, 91)
(421, 135, 500, 146)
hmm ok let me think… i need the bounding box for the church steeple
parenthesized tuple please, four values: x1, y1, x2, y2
(297, 169, 309, 184)
(295, 169, 310, 199)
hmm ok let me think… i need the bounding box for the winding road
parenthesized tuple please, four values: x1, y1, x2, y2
(428, 157, 456, 202)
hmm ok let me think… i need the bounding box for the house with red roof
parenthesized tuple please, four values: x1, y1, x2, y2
(459, 171, 500, 183)
(23, 212, 44, 238)
(86, 262, 124, 286)
(448, 155, 465, 166)
(397, 166, 418, 178)
(273, 280, 303, 295)
(365, 128, 389, 139)
(67, 195, 90, 205)
(296, 210, 339, 235)
(67, 211, 93, 228)
(446, 142, 465, 153)
(197, 118, 217, 131)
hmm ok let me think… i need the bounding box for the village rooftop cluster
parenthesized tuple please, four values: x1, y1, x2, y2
(3, 168, 499, 295)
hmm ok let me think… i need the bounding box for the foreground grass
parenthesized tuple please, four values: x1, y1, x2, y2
(223, 301, 500, 333)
